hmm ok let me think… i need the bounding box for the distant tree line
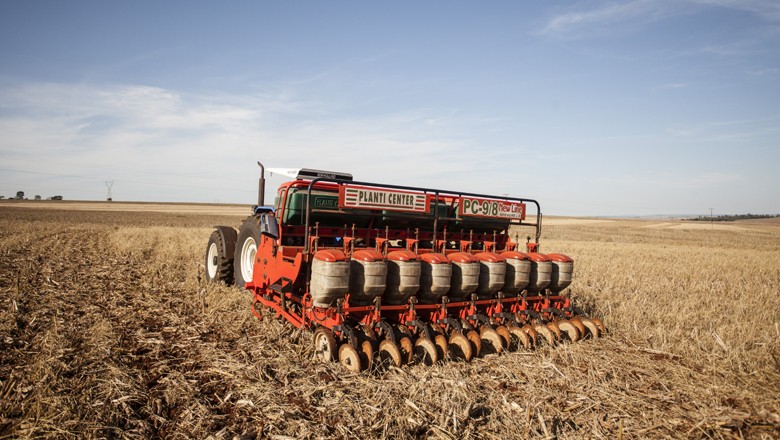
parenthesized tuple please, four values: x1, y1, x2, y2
(686, 214, 780, 222)
(0, 191, 63, 201)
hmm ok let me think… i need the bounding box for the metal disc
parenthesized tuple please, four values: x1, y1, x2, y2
(569, 316, 586, 336)
(360, 340, 374, 371)
(414, 337, 438, 366)
(363, 324, 379, 351)
(339, 343, 362, 373)
(496, 325, 512, 350)
(378, 339, 402, 368)
(434, 334, 448, 361)
(508, 325, 531, 350)
(592, 317, 606, 334)
(466, 330, 482, 358)
(581, 317, 600, 339)
(448, 331, 473, 362)
(479, 326, 504, 355)
(546, 321, 562, 342)
(557, 320, 581, 342)
(522, 324, 538, 347)
(313, 328, 337, 362)
(399, 336, 414, 364)
(534, 324, 556, 346)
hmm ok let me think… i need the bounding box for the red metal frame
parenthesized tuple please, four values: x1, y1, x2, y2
(245, 177, 569, 342)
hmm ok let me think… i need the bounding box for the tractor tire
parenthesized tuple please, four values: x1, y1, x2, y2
(205, 230, 234, 285)
(234, 216, 262, 287)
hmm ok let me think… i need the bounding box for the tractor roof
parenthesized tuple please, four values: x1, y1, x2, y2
(268, 167, 353, 181)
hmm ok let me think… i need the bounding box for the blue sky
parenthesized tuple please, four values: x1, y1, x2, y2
(1, 0, 778, 216)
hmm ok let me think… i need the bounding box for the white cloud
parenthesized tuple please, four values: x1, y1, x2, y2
(540, 0, 780, 38)
(0, 81, 501, 203)
(540, 0, 675, 37)
(691, 0, 780, 21)
(665, 116, 780, 143)
(656, 83, 689, 90)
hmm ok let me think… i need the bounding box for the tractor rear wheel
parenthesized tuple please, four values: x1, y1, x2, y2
(234, 216, 262, 287)
(205, 230, 234, 284)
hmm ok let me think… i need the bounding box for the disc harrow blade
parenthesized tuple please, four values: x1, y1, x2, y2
(557, 320, 581, 342)
(592, 317, 606, 334)
(378, 339, 403, 368)
(569, 316, 586, 336)
(448, 331, 473, 362)
(546, 321, 562, 343)
(359, 340, 374, 371)
(496, 325, 512, 350)
(534, 324, 556, 346)
(581, 317, 601, 339)
(413, 337, 438, 366)
(479, 326, 504, 355)
(398, 336, 414, 365)
(466, 329, 482, 357)
(363, 324, 379, 352)
(522, 324, 538, 348)
(434, 334, 448, 362)
(508, 325, 531, 350)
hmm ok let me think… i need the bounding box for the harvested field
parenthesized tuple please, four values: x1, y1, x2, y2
(0, 200, 249, 216)
(1, 206, 778, 439)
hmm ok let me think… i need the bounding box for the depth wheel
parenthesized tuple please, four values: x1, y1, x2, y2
(581, 318, 601, 339)
(508, 326, 531, 350)
(448, 331, 473, 362)
(480, 326, 503, 355)
(557, 320, 581, 342)
(414, 337, 438, 365)
(313, 328, 337, 362)
(496, 325, 512, 350)
(339, 343, 362, 373)
(378, 339, 402, 368)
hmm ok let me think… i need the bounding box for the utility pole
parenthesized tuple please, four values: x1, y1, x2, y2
(710, 208, 713, 230)
(105, 181, 114, 202)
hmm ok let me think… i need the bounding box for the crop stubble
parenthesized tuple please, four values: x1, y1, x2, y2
(0, 206, 778, 439)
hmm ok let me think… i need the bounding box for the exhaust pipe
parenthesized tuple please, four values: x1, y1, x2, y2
(257, 161, 265, 206)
